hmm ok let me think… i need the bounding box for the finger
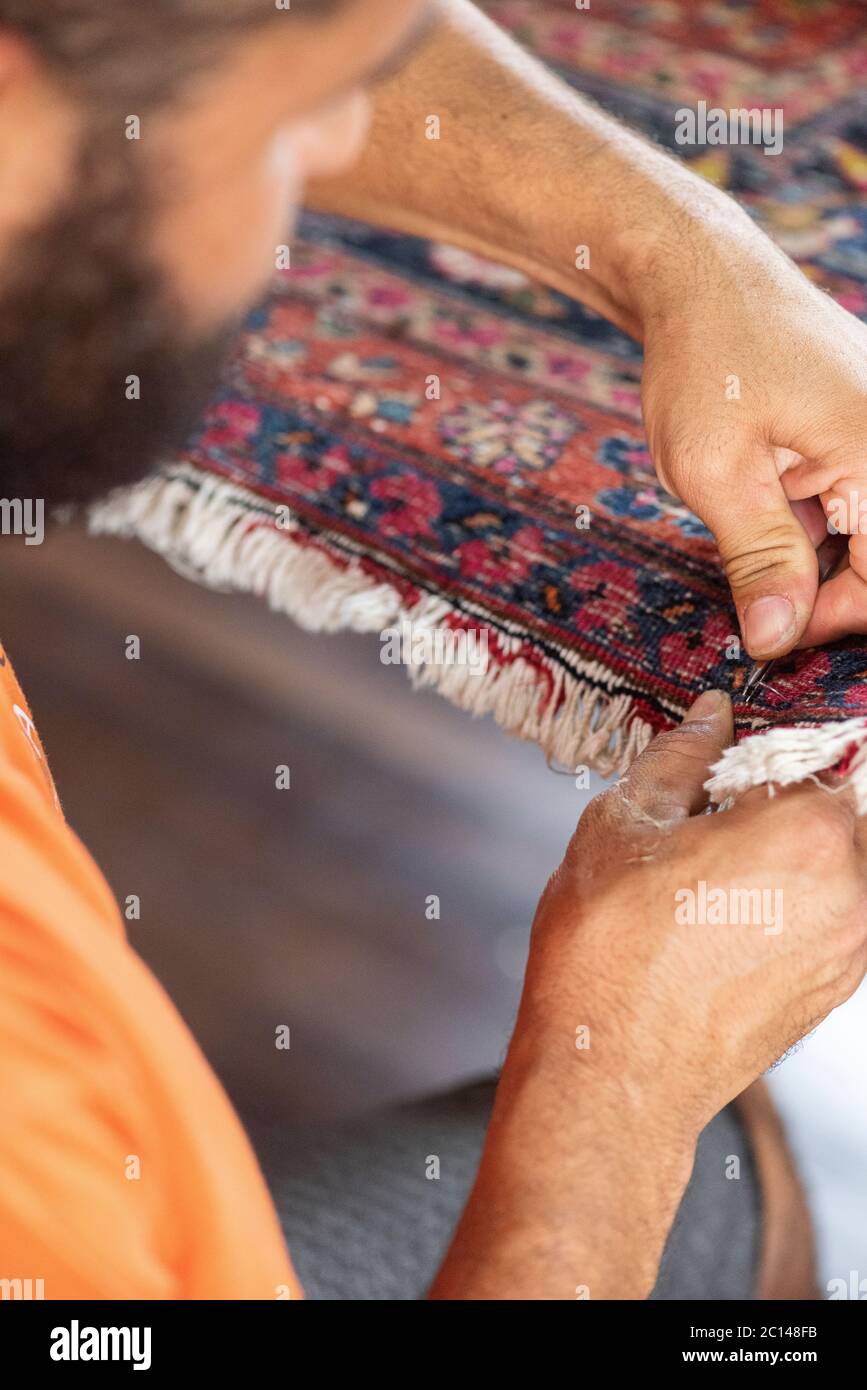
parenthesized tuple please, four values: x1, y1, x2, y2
(731, 775, 857, 828)
(819, 481, 867, 536)
(695, 459, 818, 660)
(817, 774, 867, 872)
(788, 495, 829, 548)
(726, 778, 861, 884)
(610, 690, 734, 826)
(798, 545, 867, 647)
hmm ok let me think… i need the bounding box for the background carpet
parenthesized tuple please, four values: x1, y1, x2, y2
(93, 0, 867, 777)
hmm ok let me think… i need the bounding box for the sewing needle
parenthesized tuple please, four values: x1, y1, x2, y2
(739, 529, 849, 709)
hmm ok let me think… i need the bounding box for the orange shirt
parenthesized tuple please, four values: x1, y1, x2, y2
(0, 643, 302, 1299)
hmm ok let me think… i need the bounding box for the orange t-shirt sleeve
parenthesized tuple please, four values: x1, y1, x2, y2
(0, 650, 302, 1300)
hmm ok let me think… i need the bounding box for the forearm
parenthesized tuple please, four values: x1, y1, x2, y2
(305, 0, 762, 339)
(429, 1019, 697, 1300)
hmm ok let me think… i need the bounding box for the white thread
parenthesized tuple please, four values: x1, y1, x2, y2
(705, 716, 867, 813)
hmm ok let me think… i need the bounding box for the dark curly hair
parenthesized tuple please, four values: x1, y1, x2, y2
(0, 1, 351, 106)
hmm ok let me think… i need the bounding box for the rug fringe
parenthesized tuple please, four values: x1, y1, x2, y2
(705, 715, 867, 813)
(89, 467, 867, 800)
(88, 466, 655, 779)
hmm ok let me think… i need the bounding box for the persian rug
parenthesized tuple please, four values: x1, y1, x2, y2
(91, 0, 867, 796)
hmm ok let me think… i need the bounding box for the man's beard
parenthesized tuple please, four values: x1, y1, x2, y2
(0, 125, 239, 509)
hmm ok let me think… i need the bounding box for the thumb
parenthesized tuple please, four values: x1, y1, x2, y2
(697, 465, 818, 659)
(612, 690, 734, 825)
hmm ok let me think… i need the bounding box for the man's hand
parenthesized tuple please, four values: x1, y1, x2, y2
(432, 692, 867, 1298)
(526, 688, 867, 1134)
(638, 218, 867, 658)
(308, 0, 867, 658)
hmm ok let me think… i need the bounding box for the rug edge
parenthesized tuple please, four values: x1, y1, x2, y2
(88, 467, 867, 806)
(87, 466, 656, 781)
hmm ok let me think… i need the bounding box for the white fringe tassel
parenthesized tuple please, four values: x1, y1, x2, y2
(91, 466, 867, 798)
(88, 466, 655, 779)
(705, 715, 867, 813)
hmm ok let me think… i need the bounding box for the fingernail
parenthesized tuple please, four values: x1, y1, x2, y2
(743, 595, 796, 656)
(685, 689, 728, 722)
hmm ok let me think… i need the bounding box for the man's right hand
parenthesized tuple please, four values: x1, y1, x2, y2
(433, 691, 867, 1299)
(524, 689, 867, 1139)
